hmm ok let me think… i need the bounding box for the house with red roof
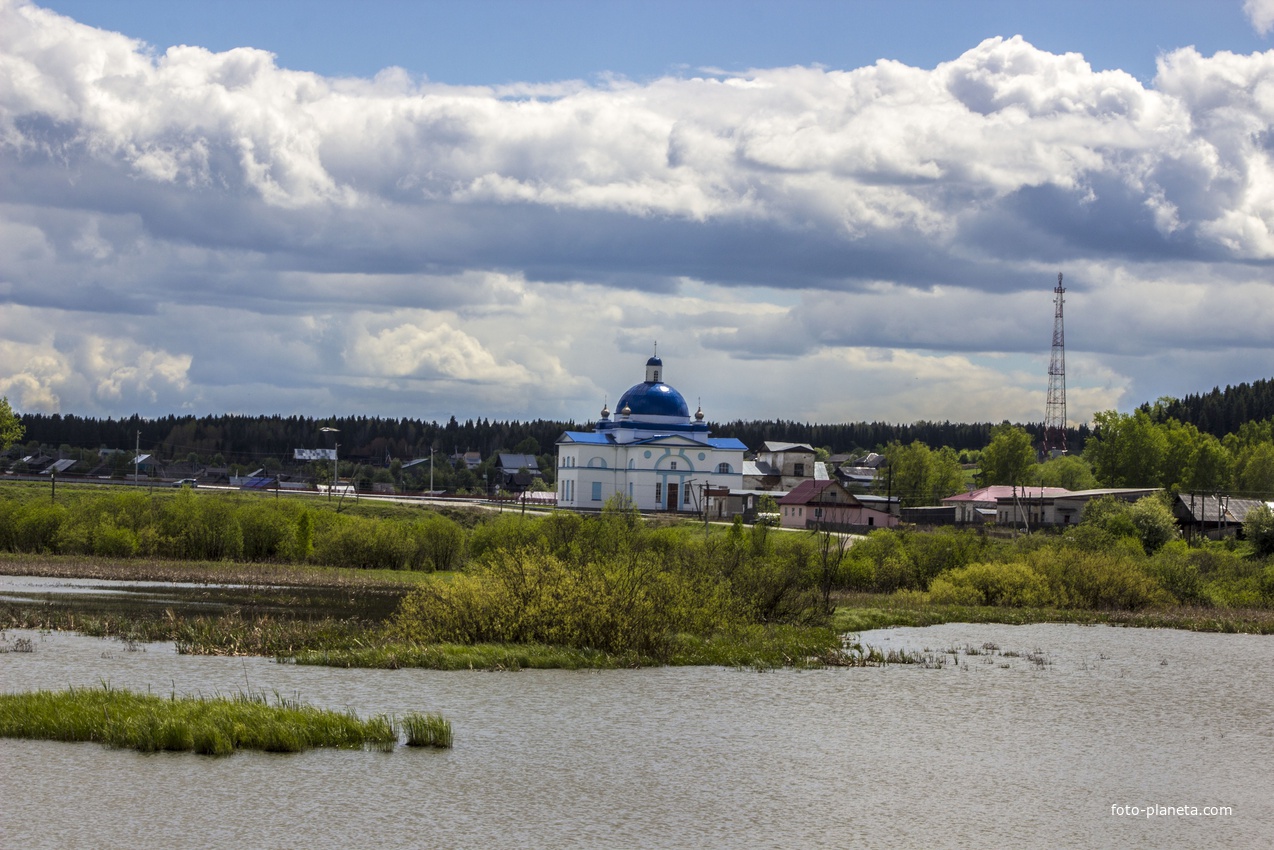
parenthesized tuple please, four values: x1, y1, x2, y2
(777, 479, 898, 532)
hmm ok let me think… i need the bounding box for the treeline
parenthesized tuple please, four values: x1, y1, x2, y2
(1144, 377, 1274, 439)
(18, 412, 1092, 464)
(17, 413, 577, 466)
(719, 419, 1089, 455)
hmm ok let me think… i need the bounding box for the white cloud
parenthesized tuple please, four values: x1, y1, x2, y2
(4, 2, 1274, 427)
(1246, 0, 1274, 36)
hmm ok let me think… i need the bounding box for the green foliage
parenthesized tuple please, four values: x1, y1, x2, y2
(979, 423, 1037, 486)
(1034, 454, 1098, 490)
(1243, 503, 1274, 557)
(0, 396, 23, 450)
(928, 561, 1049, 607)
(1086, 409, 1166, 487)
(884, 440, 964, 507)
(389, 507, 835, 660)
(1080, 495, 1139, 540)
(1024, 547, 1170, 610)
(1128, 494, 1179, 554)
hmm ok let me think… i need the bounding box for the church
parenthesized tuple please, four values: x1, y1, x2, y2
(556, 352, 745, 513)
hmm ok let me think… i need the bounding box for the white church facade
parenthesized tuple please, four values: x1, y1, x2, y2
(556, 353, 745, 513)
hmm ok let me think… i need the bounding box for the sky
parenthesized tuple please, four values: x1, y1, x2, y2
(5, 0, 1274, 430)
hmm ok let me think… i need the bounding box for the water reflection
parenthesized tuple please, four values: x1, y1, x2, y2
(2, 623, 1270, 849)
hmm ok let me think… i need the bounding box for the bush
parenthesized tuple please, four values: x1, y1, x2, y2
(1027, 547, 1170, 610)
(1147, 541, 1205, 604)
(1244, 504, 1274, 557)
(313, 515, 413, 570)
(928, 561, 1050, 607)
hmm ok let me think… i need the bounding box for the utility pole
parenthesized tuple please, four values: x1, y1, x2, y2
(134, 430, 140, 485)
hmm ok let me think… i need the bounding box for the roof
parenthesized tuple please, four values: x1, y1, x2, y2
(496, 453, 540, 470)
(758, 441, 814, 453)
(616, 380, 689, 419)
(944, 486, 1070, 503)
(1174, 494, 1272, 524)
(778, 479, 840, 505)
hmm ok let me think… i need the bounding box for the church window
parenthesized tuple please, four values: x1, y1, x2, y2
(670, 461, 677, 470)
(717, 462, 732, 474)
(592, 482, 602, 501)
(683, 488, 691, 505)
(655, 482, 662, 502)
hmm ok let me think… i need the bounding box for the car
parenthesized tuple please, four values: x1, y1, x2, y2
(174, 478, 198, 488)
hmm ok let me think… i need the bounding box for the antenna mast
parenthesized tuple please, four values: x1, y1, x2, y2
(1043, 272, 1067, 456)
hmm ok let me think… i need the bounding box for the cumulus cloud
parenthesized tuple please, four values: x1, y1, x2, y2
(1247, 0, 1274, 35)
(3, 0, 1274, 427)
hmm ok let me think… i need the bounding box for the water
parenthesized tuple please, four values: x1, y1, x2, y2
(2, 622, 1270, 848)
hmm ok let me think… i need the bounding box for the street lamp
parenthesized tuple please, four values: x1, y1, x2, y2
(320, 427, 339, 502)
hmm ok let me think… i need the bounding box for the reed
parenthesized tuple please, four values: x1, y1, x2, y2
(0, 685, 403, 755)
(400, 712, 453, 748)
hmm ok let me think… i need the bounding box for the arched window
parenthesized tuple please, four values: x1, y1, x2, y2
(716, 462, 732, 474)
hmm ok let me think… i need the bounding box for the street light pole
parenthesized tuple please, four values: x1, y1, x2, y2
(429, 446, 435, 495)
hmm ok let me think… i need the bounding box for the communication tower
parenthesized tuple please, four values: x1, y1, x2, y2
(1043, 272, 1067, 456)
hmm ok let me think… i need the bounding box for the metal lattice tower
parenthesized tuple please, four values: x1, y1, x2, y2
(1043, 272, 1067, 456)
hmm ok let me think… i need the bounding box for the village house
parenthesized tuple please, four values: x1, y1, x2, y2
(776, 479, 898, 532)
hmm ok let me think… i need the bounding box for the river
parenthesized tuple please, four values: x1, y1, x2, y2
(1, 619, 1270, 848)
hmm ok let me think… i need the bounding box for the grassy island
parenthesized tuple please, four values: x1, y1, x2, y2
(0, 685, 452, 754)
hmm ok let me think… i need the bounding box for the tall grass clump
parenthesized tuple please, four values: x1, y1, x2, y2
(0, 685, 405, 755)
(400, 712, 452, 748)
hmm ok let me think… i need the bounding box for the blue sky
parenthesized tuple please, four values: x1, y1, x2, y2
(37, 1, 1271, 85)
(5, 0, 1274, 429)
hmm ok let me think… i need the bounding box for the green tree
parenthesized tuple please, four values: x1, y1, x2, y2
(0, 397, 23, 450)
(1244, 504, 1274, 557)
(1085, 410, 1166, 487)
(979, 423, 1036, 486)
(1234, 442, 1274, 498)
(1035, 455, 1098, 490)
(884, 441, 963, 507)
(1128, 495, 1178, 553)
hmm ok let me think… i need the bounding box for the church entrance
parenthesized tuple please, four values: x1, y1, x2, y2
(666, 482, 679, 512)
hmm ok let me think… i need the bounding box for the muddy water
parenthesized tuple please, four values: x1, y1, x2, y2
(2, 622, 1271, 849)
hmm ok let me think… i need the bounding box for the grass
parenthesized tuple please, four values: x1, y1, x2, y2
(0, 685, 424, 755)
(831, 592, 1274, 635)
(0, 552, 442, 589)
(401, 712, 453, 748)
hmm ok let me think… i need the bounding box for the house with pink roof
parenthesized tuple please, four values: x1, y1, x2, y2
(942, 485, 1072, 524)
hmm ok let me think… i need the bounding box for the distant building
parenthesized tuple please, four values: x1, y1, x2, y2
(943, 485, 1071, 525)
(776, 479, 898, 532)
(556, 352, 745, 512)
(745, 441, 820, 491)
(495, 453, 542, 490)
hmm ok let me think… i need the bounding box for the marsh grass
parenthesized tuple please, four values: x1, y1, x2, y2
(400, 712, 452, 748)
(831, 592, 1274, 635)
(0, 685, 405, 755)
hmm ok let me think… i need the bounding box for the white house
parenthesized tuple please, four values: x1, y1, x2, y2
(556, 353, 745, 513)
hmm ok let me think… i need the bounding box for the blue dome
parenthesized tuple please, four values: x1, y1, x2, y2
(617, 381, 689, 419)
(646, 355, 663, 367)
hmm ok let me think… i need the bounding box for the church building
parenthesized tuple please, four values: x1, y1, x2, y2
(556, 353, 745, 512)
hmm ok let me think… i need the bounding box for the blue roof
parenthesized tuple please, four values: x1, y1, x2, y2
(708, 437, 748, 451)
(616, 381, 689, 418)
(558, 431, 612, 444)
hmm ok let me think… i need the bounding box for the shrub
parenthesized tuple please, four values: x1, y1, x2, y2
(1147, 541, 1205, 604)
(928, 561, 1050, 607)
(1244, 504, 1274, 557)
(1027, 547, 1170, 610)
(407, 513, 466, 571)
(314, 515, 413, 570)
